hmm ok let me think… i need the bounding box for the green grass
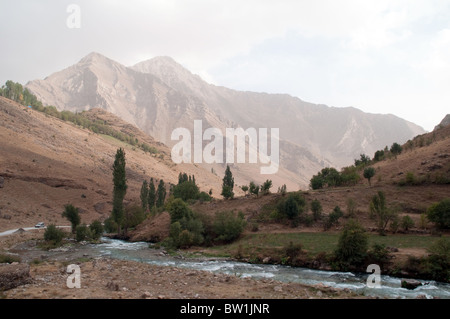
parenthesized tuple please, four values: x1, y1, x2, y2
(203, 232, 444, 258)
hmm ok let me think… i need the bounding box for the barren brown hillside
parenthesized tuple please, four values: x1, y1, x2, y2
(0, 96, 221, 232)
(130, 122, 450, 243)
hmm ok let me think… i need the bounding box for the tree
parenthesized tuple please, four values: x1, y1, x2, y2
(61, 204, 81, 234)
(112, 148, 127, 234)
(213, 211, 246, 243)
(311, 199, 323, 221)
(221, 165, 234, 199)
(89, 220, 104, 240)
(140, 180, 149, 212)
(261, 179, 273, 195)
(354, 154, 371, 167)
(241, 185, 249, 195)
(156, 179, 166, 208)
(334, 219, 368, 269)
(173, 180, 200, 202)
(249, 181, 260, 197)
(427, 198, 450, 229)
(400, 215, 415, 232)
(44, 224, 65, 244)
(390, 142, 402, 157)
(369, 191, 398, 235)
(373, 150, 385, 162)
(148, 178, 156, 211)
(363, 167, 375, 186)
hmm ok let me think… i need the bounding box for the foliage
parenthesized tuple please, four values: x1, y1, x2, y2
(334, 219, 368, 269)
(221, 165, 235, 199)
(213, 211, 246, 243)
(167, 198, 194, 224)
(89, 220, 104, 240)
(277, 193, 307, 221)
(427, 198, 450, 229)
(123, 205, 146, 233)
(277, 184, 287, 196)
(373, 150, 385, 162)
(390, 142, 403, 156)
(241, 185, 249, 195)
(44, 224, 65, 244)
(311, 199, 323, 221)
(400, 215, 415, 232)
(363, 167, 375, 186)
(249, 181, 260, 197)
(156, 179, 166, 208)
(76, 224, 92, 242)
(61, 204, 81, 234)
(324, 206, 344, 230)
(103, 216, 118, 233)
(261, 179, 273, 195)
(369, 191, 398, 235)
(148, 178, 156, 211)
(112, 148, 127, 234)
(354, 154, 371, 167)
(173, 180, 200, 201)
(140, 180, 149, 212)
(366, 243, 392, 268)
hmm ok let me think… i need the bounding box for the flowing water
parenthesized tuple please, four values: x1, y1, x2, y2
(90, 237, 450, 299)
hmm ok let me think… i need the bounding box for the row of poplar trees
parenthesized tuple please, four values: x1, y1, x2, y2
(111, 147, 166, 235)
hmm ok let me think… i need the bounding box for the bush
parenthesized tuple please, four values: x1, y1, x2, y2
(213, 211, 246, 243)
(0, 254, 21, 264)
(173, 180, 200, 202)
(311, 199, 323, 221)
(334, 220, 368, 269)
(76, 224, 92, 242)
(284, 241, 303, 261)
(89, 220, 104, 240)
(103, 217, 118, 233)
(124, 205, 146, 231)
(167, 198, 194, 224)
(324, 206, 343, 230)
(44, 224, 65, 244)
(400, 215, 415, 231)
(277, 193, 307, 221)
(366, 243, 391, 268)
(261, 179, 272, 195)
(61, 204, 81, 234)
(427, 198, 450, 229)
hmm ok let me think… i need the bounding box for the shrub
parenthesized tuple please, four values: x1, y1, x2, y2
(61, 204, 81, 234)
(427, 198, 450, 229)
(89, 220, 104, 240)
(369, 191, 398, 235)
(400, 215, 415, 232)
(324, 206, 343, 230)
(363, 167, 375, 186)
(76, 224, 92, 242)
(366, 243, 391, 268)
(284, 241, 303, 261)
(103, 216, 118, 233)
(167, 198, 194, 224)
(123, 204, 146, 232)
(311, 199, 323, 221)
(0, 254, 21, 264)
(277, 192, 307, 221)
(261, 179, 272, 195)
(334, 220, 368, 269)
(178, 230, 194, 248)
(44, 224, 65, 244)
(213, 211, 246, 243)
(173, 180, 200, 202)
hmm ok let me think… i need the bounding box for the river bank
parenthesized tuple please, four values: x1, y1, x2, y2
(2, 233, 450, 299)
(1, 233, 362, 299)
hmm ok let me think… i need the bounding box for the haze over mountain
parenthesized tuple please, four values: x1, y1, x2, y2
(26, 52, 425, 189)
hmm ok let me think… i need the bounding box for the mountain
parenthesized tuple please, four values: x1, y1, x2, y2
(26, 52, 425, 189)
(0, 96, 221, 232)
(434, 114, 450, 130)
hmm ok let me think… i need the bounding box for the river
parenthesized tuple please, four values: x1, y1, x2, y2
(89, 237, 450, 299)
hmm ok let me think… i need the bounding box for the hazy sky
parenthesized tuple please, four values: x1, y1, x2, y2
(1, 0, 449, 131)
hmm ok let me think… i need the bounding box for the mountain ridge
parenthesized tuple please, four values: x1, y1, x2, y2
(26, 52, 425, 188)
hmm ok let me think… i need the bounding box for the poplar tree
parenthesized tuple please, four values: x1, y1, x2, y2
(148, 178, 156, 211)
(140, 180, 149, 212)
(221, 165, 234, 199)
(112, 148, 127, 234)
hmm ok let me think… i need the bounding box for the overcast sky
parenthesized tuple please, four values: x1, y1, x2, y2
(1, 0, 449, 131)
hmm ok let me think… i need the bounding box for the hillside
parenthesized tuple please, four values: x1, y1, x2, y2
(0, 96, 221, 232)
(26, 52, 425, 189)
(131, 117, 450, 258)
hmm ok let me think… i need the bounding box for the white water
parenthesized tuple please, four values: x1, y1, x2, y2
(91, 238, 450, 299)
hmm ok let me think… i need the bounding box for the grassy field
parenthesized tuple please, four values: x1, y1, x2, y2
(202, 232, 444, 258)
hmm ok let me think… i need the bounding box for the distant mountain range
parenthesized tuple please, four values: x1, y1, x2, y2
(26, 52, 425, 189)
